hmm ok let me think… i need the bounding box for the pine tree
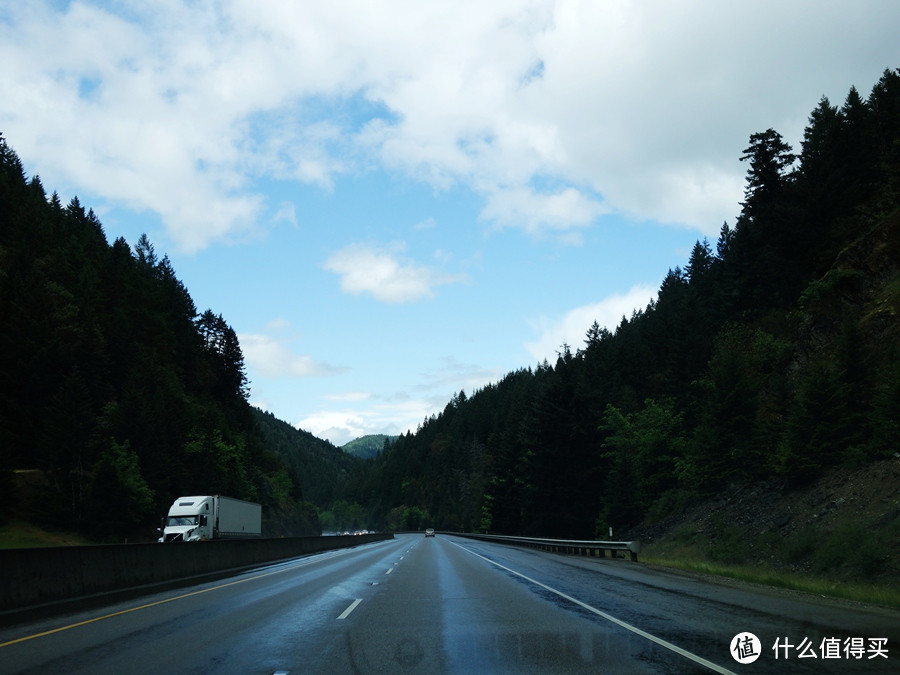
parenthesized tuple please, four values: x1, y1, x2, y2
(739, 128, 796, 224)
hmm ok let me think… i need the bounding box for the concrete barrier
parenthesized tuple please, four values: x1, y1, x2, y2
(0, 533, 392, 612)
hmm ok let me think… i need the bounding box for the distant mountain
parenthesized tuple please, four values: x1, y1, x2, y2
(342, 434, 397, 459)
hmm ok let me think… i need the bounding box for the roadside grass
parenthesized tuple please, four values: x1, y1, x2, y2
(641, 546, 900, 610)
(0, 519, 93, 549)
(640, 499, 900, 610)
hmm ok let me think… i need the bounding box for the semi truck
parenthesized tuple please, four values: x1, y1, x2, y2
(159, 495, 262, 542)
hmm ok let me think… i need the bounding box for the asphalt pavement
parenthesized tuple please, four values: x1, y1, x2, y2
(0, 534, 896, 673)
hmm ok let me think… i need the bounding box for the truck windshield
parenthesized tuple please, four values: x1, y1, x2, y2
(166, 516, 198, 527)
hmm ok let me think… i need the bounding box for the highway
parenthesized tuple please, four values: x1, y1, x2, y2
(0, 534, 896, 673)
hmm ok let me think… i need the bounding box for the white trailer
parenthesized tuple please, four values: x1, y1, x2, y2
(159, 495, 262, 542)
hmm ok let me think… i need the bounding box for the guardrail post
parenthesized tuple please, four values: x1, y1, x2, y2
(627, 541, 641, 563)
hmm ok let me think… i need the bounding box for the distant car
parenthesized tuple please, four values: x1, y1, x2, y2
(425, 528, 435, 537)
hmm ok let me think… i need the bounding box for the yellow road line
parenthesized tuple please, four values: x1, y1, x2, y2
(0, 548, 350, 649)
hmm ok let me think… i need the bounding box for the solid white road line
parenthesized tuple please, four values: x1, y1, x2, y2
(337, 598, 363, 620)
(450, 540, 737, 675)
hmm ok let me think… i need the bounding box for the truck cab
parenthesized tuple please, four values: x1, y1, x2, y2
(159, 496, 214, 542)
(159, 495, 262, 542)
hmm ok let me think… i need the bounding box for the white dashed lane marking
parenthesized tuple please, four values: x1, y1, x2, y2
(337, 599, 362, 620)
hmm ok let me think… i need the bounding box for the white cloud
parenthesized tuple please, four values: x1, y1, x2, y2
(417, 356, 503, 396)
(481, 185, 608, 237)
(297, 355, 502, 444)
(0, 2, 272, 251)
(297, 397, 435, 446)
(413, 217, 437, 231)
(326, 392, 371, 402)
(2, 1, 897, 249)
(272, 202, 298, 228)
(324, 243, 465, 303)
(240, 333, 345, 378)
(296, 410, 371, 447)
(264, 317, 292, 331)
(525, 285, 658, 362)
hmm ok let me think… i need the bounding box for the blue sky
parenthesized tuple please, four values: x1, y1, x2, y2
(2, 1, 898, 445)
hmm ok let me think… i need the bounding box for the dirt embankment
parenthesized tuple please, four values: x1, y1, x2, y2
(628, 456, 900, 584)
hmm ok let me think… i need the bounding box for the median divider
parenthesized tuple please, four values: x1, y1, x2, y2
(449, 532, 641, 562)
(0, 533, 392, 613)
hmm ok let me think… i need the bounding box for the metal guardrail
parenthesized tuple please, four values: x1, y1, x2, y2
(449, 532, 641, 562)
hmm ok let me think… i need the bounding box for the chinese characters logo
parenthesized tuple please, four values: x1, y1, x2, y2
(731, 633, 889, 665)
(731, 632, 761, 664)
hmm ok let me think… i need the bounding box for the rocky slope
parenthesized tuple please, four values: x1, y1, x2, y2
(629, 456, 900, 587)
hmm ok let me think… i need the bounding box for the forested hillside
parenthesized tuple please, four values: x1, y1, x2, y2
(2, 68, 897, 548)
(344, 69, 900, 538)
(342, 434, 397, 460)
(252, 408, 359, 507)
(0, 138, 319, 540)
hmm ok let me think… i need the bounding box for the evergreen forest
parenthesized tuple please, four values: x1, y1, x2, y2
(343, 69, 900, 537)
(0, 142, 328, 540)
(1, 68, 898, 545)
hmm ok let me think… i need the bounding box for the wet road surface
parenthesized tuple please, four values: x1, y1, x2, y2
(0, 534, 896, 673)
